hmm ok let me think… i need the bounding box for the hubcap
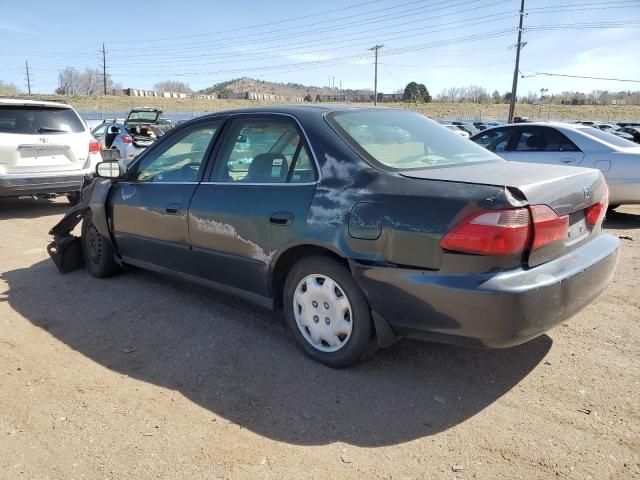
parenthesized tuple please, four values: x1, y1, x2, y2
(293, 274, 353, 353)
(87, 226, 102, 264)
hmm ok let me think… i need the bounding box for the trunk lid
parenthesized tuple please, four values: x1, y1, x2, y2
(125, 108, 162, 125)
(400, 161, 607, 267)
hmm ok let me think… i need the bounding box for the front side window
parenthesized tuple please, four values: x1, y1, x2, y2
(0, 106, 85, 134)
(328, 109, 498, 170)
(134, 122, 220, 183)
(472, 128, 512, 152)
(213, 117, 316, 183)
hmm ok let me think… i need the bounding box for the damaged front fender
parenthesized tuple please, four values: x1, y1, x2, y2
(48, 178, 116, 274)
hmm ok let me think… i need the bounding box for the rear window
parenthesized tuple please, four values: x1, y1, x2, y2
(580, 127, 637, 148)
(127, 111, 160, 123)
(327, 109, 498, 170)
(0, 106, 85, 134)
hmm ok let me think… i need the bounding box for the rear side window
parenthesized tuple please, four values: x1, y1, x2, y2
(213, 117, 317, 183)
(0, 106, 85, 134)
(472, 128, 512, 152)
(515, 127, 579, 152)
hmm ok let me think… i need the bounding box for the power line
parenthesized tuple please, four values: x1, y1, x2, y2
(110, 0, 391, 45)
(522, 72, 640, 83)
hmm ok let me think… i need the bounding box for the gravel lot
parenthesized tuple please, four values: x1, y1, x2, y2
(1, 198, 638, 479)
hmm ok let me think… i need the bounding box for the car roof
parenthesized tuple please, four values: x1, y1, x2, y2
(0, 97, 72, 108)
(196, 104, 385, 117)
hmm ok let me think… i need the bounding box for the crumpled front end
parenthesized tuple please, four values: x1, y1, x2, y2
(47, 178, 115, 274)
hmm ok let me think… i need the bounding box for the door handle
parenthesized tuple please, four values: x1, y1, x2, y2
(166, 202, 182, 214)
(269, 211, 294, 226)
(559, 158, 574, 164)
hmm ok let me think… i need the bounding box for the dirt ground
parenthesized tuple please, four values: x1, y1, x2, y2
(0, 198, 638, 480)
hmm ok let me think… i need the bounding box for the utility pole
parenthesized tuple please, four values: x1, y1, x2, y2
(369, 44, 383, 106)
(24, 60, 32, 95)
(508, 0, 525, 123)
(101, 43, 107, 95)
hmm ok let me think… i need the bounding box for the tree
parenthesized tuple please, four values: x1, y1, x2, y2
(56, 67, 82, 95)
(465, 85, 489, 103)
(402, 82, 431, 103)
(56, 66, 117, 95)
(503, 91, 513, 102)
(492, 90, 501, 103)
(0, 80, 19, 95)
(446, 86, 461, 103)
(153, 80, 192, 94)
(304, 93, 313, 102)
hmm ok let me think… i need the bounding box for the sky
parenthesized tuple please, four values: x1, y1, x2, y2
(1, 0, 639, 96)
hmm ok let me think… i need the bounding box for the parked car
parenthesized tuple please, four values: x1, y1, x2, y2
(92, 121, 161, 168)
(451, 121, 480, 136)
(0, 98, 101, 203)
(618, 126, 640, 143)
(594, 123, 635, 142)
(50, 106, 618, 367)
(443, 124, 470, 138)
(470, 122, 640, 208)
(156, 118, 174, 134)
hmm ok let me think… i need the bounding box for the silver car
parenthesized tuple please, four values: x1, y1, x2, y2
(91, 122, 160, 168)
(471, 122, 640, 208)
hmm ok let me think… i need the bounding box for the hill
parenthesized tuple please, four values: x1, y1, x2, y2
(199, 77, 372, 97)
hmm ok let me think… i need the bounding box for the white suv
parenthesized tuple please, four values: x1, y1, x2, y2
(0, 99, 102, 203)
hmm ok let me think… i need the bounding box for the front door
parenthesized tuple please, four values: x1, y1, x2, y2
(109, 119, 223, 273)
(188, 115, 318, 296)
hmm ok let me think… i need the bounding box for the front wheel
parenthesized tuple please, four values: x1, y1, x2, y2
(81, 216, 121, 278)
(283, 256, 374, 368)
(66, 191, 81, 205)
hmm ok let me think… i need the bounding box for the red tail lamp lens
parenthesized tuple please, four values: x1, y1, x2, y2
(440, 208, 531, 255)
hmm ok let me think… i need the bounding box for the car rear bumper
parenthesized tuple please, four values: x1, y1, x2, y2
(0, 171, 90, 197)
(352, 234, 619, 348)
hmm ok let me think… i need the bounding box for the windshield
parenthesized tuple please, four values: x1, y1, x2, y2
(328, 109, 498, 170)
(580, 127, 637, 148)
(0, 106, 85, 134)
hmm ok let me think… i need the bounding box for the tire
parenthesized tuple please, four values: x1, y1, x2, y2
(81, 215, 121, 278)
(66, 191, 81, 205)
(283, 256, 374, 368)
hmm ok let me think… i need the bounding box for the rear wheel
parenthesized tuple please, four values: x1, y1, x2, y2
(283, 256, 374, 368)
(81, 216, 121, 278)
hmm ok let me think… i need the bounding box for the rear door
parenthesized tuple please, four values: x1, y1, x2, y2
(506, 126, 585, 166)
(188, 114, 318, 296)
(0, 105, 90, 174)
(109, 119, 224, 273)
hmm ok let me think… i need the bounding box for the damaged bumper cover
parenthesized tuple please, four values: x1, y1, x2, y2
(47, 178, 116, 274)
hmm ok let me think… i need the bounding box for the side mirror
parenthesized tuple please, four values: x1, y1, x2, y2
(96, 161, 122, 179)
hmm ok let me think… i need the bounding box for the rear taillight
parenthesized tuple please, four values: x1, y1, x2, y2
(89, 139, 101, 153)
(530, 205, 569, 249)
(121, 135, 133, 144)
(440, 208, 531, 256)
(441, 205, 569, 256)
(586, 185, 609, 226)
